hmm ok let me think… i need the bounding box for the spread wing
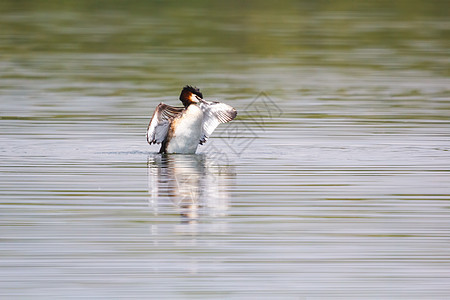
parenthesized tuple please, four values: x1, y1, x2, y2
(198, 99, 237, 145)
(146, 103, 184, 144)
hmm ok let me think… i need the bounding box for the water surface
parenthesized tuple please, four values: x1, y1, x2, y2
(1, 1, 449, 298)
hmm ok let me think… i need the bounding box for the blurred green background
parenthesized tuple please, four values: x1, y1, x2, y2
(1, 1, 449, 298)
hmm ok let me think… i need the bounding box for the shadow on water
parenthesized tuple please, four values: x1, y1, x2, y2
(147, 153, 234, 223)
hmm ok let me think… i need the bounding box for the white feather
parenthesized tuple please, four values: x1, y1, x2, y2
(146, 103, 184, 145)
(166, 105, 203, 154)
(198, 99, 237, 144)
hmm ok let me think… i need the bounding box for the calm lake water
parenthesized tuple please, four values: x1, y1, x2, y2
(1, 1, 449, 298)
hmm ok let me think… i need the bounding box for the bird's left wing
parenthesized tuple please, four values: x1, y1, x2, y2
(198, 99, 237, 145)
(147, 103, 184, 144)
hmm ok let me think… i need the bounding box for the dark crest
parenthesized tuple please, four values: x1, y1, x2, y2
(179, 85, 203, 107)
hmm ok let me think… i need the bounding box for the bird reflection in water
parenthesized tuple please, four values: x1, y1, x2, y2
(147, 153, 233, 223)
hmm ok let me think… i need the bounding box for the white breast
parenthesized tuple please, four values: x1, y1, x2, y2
(166, 105, 203, 154)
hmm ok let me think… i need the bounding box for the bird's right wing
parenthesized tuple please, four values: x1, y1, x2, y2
(146, 103, 184, 144)
(198, 99, 237, 145)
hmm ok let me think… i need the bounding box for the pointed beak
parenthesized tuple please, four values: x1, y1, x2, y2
(192, 95, 202, 103)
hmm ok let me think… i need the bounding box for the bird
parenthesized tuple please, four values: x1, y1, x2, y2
(146, 85, 237, 154)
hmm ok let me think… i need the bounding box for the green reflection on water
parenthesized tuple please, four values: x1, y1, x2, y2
(1, 0, 447, 69)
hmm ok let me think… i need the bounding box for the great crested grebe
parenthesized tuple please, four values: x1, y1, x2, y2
(147, 85, 237, 154)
